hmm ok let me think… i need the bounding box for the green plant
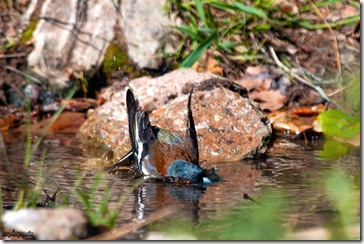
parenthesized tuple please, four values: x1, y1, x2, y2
(12, 84, 79, 209)
(317, 138, 352, 161)
(195, 189, 287, 240)
(70, 174, 142, 229)
(165, 0, 359, 67)
(322, 168, 360, 240)
(0, 41, 16, 49)
(0, 70, 137, 231)
(317, 109, 360, 140)
(20, 19, 38, 43)
(343, 73, 360, 116)
(149, 168, 360, 240)
(150, 188, 288, 240)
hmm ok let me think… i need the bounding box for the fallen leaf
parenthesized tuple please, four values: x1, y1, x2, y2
(51, 112, 86, 133)
(267, 104, 327, 135)
(0, 113, 21, 132)
(235, 66, 326, 112)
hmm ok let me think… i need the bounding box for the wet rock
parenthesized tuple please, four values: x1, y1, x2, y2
(79, 69, 272, 164)
(2, 207, 89, 240)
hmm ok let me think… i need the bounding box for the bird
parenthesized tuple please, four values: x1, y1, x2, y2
(108, 88, 220, 184)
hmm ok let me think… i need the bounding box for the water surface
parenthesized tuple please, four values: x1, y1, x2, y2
(0, 130, 360, 238)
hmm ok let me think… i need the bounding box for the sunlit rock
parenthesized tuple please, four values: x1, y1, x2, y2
(27, 0, 118, 90)
(121, 0, 179, 69)
(79, 69, 272, 164)
(25, 0, 178, 90)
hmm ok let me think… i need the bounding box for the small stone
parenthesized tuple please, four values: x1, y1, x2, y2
(214, 114, 221, 122)
(2, 208, 89, 240)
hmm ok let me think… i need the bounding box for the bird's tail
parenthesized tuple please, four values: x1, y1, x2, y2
(186, 87, 199, 164)
(126, 88, 155, 172)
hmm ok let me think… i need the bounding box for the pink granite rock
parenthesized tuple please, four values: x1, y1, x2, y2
(79, 69, 272, 164)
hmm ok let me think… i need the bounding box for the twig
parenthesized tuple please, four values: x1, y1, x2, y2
(307, 0, 342, 81)
(268, 46, 330, 102)
(269, 46, 345, 111)
(7, 81, 26, 101)
(86, 206, 178, 240)
(5, 65, 46, 87)
(328, 77, 356, 97)
(0, 53, 27, 59)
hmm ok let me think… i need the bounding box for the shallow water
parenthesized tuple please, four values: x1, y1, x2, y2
(0, 130, 360, 239)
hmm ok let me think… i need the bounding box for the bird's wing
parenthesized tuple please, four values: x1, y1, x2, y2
(186, 88, 199, 165)
(126, 89, 156, 172)
(105, 149, 134, 172)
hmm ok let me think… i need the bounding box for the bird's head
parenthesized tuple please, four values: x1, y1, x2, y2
(167, 159, 220, 184)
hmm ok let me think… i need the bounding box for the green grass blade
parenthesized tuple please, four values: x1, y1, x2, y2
(195, 0, 208, 28)
(337, 15, 360, 26)
(24, 100, 32, 169)
(175, 26, 200, 40)
(29, 149, 47, 207)
(30, 85, 79, 154)
(187, 12, 198, 28)
(208, 2, 238, 11)
(217, 42, 237, 50)
(233, 2, 268, 19)
(179, 31, 217, 68)
(300, 0, 346, 12)
(0, 41, 16, 49)
(298, 15, 359, 29)
(197, 27, 214, 33)
(348, 0, 360, 9)
(252, 23, 271, 31)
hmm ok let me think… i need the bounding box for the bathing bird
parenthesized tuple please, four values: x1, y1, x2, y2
(108, 88, 220, 184)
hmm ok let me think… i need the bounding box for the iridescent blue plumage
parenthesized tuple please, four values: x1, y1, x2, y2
(167, 160, 207, 183)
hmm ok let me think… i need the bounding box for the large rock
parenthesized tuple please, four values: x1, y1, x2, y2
(25, 0, 178, 90)
(79, 69, 272, 164)
(121, 0, 178, 69)
(27, 0, 118, 90)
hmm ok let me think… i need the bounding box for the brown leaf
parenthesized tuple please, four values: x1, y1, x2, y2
(235, 66, 326, 112)
(0, 113, 21, 132)
(51, 112, 86, 133)
(267, 104, 327, 135)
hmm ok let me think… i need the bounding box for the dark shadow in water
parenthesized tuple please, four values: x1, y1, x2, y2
(131, 180, 206, 223)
